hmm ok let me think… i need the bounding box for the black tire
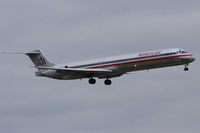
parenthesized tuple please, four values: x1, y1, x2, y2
(89, 78, 96, 84)
(104, 79, 112, 85)
(184, 67, 189, 71)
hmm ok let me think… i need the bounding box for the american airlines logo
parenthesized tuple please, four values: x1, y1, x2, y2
(138, 51, 161, 57)
(37, 57, 46, 66)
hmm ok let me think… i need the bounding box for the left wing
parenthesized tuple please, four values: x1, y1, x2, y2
(36, 66, 112, 78)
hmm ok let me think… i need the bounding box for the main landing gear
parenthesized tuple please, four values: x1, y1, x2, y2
(104, 79, 112, 85)
(184, 64, 189, 71)
(89, 78, 96, 84)
(88, 78, 112, 85)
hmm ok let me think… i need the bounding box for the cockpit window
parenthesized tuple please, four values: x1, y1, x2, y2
(177, 49, 187, 54)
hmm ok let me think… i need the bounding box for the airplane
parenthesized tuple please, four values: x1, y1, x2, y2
(3, 48, 195, 85)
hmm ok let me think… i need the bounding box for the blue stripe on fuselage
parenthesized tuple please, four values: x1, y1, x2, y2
(71, 52, 179, 68)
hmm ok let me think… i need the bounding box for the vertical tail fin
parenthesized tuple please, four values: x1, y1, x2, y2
(25, 49, 55, 67)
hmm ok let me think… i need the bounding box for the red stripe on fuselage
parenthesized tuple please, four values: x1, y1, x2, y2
(88, 54, 193, 69)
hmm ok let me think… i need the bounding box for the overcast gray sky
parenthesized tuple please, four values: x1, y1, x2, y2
(0, 0, 200, 133)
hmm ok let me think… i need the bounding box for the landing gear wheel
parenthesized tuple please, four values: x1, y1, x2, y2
(184, 67, 189, 71)
(104, 79, 112, 85)
(184, 64, 189, 71)
(89, 78, 96, 84)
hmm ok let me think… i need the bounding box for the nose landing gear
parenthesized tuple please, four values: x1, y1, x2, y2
(184, 64, 189, 71)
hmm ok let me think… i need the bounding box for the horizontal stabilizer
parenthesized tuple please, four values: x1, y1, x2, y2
(2, 52, 26, 54)
(3, 49, 55, 68)
(2, 52, 40, 55)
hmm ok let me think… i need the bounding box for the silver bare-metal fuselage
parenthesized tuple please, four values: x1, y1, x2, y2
(36, 49, 195, 80)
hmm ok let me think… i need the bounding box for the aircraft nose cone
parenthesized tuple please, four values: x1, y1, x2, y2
(189, 56, 195, 62)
